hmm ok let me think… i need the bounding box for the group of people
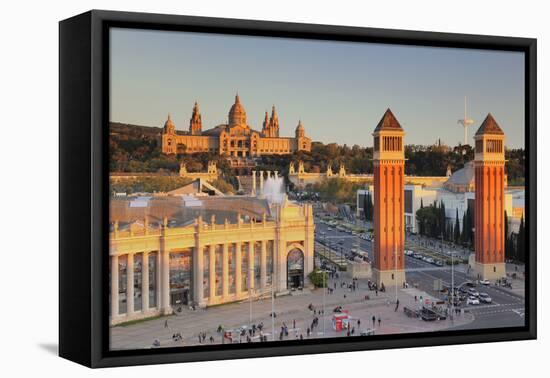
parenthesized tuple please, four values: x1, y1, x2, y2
(366, 280, 385, 294)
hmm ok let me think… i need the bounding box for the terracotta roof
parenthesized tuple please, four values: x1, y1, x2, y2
(374, 108, 403, 132)
(475, 113, 504, 136)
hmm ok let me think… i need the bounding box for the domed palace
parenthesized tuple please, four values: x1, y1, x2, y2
(162, 94, 312, 160)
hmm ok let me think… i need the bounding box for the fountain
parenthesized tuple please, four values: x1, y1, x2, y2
(262, 175, 286, 204)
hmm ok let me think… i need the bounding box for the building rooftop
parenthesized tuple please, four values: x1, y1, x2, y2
(475, 113, 504, 136)
(110, 195, 272, 227)
(374, 108, 403, 132)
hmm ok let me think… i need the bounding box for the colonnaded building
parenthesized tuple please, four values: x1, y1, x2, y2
(161, 94, 312, 158)
(109, 195, 314, 325)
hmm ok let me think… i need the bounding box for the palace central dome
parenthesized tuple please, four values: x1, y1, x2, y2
(228, 94, 247, 127)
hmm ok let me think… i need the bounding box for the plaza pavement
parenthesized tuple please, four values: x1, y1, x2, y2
(110, 274, 474, 350)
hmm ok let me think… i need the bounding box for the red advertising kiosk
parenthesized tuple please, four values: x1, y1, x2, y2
(332, 311, 350, 331)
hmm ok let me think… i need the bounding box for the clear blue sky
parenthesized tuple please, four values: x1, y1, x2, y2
(110, 28, 525, 148)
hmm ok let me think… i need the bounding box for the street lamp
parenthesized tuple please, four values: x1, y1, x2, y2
(249, 267, 254, 329)
(394, 246, 398, 304)
(442, 232, 454, 322)
(317, 269, 329, 337)
(271, 280, 275, 341)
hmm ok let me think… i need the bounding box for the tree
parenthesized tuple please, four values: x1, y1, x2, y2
(454, 209, 460, 243)
(461, 212, 468, 245)
(439, 200, 446, 239)
(504, 210, 513, 260)
(416, 205, 439, 237)
(363, 191, 373, 222)
(517, 214, 525, 263)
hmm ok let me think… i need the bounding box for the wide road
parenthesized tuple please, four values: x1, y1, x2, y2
(314, 217, 525, 330)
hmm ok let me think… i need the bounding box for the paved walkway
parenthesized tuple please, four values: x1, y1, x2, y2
(110, 275, 473, 350)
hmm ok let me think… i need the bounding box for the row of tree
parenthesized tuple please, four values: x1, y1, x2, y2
(109, 122, 525, 182)
(414, 202, 525, 263)
(415, 200, 473, 244)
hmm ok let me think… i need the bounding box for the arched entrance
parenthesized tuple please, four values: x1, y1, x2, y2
(287, 249, 304, 289)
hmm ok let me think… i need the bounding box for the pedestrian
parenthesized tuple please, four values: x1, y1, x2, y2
(378, 317, 381, 327)
(198, 335, 202, 344)
(395, 299, 400, 312)
(357, 319, 361, 328)
(372, 315, 376, 328)
(414, 295, 417, 302)
(307, 327, 311, 337)
(375, 289, 378, 296)
(164, 319, 168, 328)
(293, 319, 296, 329)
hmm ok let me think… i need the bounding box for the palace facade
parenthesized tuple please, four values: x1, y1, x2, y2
(109, 195, 315, 325)
(161, 95, 312, 157)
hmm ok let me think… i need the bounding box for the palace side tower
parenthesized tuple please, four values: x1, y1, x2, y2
(372, 109, 406, 287)
(474, 114, 506, 280)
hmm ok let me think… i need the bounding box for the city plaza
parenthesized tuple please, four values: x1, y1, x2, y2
(109, 108, 525, 348)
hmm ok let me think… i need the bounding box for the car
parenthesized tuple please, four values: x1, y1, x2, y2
(467, 296, 480, 305)
(479, 279, 491, 286)
(426, 257, 435, 264)
(360, 328, 376, 336)
(479, 293, 492, 303)
(413, 253, 423, 259)
(327, 228, 333, 231)
(465, 280, 477, 287)
(435, 260, 444, 267)
(467, 288, 479, 297)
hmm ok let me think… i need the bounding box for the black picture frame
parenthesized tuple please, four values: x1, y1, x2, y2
(59, 9, 537, 368)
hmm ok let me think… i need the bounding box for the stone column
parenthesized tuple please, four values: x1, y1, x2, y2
(111, 254, 119, 318)
(260, 240, 267, 289)
(235, 242, 242, 295)
(161, 249, 171, 314)
(249, 241, 255, 292)
(193, 231, 204, 306)
(222, 243, 229, 298)
(156, 251, 162, 310)
(209, 244, 216, 300)
(142, 251, 149, 312)
(252, 171, 257, 195)
(126, 253, 134, 315)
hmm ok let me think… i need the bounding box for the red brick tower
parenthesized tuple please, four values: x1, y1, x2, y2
(474, 114, 506, 280)
(372, 109, 406, 287)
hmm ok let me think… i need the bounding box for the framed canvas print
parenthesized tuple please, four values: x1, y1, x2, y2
(59, 10, 536, 368)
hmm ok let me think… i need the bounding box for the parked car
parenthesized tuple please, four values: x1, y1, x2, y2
(467, 296, 480, 305)
(467, 288, 480, 297)
(465, 281, 477, 287)
(426, 257, 435, 264)
(479, 279, 491, 286)
(479, 293, 492, 303)
(435, 260, 444, 267)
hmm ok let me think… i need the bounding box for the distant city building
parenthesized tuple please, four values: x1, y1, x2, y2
(288, 161, 450, 189)
(161, 94, 312, 158)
